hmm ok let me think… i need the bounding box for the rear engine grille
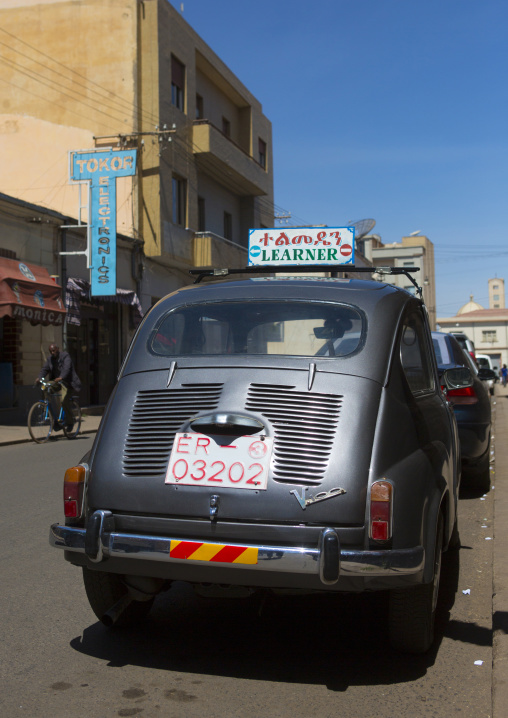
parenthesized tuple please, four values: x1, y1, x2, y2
(123, 384, 223, 477)
(245, 383, 342, 486)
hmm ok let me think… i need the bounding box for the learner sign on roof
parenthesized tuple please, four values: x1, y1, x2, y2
(248, 227, 355, 267)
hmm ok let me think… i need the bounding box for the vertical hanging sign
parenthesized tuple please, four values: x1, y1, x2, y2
(70, 149, 137, 296)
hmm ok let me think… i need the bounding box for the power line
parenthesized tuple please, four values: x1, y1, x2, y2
(0, 55, 131, 133)
(0, 27, 161, 130)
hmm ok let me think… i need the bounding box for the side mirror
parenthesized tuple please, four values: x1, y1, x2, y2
(442, 367, 474, 390)
(478, 368, 496, 380)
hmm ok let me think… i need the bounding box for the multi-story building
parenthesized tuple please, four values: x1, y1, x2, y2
(360, 233, 436, 329)
(0, 0, 274, 410)
(437, 279, 508, 371)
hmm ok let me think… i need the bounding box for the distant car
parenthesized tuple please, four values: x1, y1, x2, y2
(476, 354, 497, 394)
(51, 270, 464, 654)
(450, 331, 477, 365)
(432, 331, 492, 484)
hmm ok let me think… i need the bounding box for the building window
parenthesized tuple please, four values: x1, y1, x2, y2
(222, 117, 231, 138)
(223, 211, 232, 241)
(482, 330, 498, 342)
(403, 261, 414, 266)
(493, 294, 500, 300)
(198, 197, 206, 232)
(171, 55, 185, 111)
(404, 285, 416, 295)
(196, 94, 204, 120)
(258, 138, 267, 168)
(172, 176, 186, 226)
(493, 285, 499, 290)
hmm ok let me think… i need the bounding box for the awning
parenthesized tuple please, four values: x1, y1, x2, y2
(65, 277, 143, 326)
(0, 257, 66, 326)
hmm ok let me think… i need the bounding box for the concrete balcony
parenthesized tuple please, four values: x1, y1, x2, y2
(162, 224, 247, 270)
(192, 121, 270, 197)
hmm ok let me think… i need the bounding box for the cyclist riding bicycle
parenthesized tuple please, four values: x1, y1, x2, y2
(36, 344, 81, 430)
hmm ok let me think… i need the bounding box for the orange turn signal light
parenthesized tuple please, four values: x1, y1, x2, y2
(64, 466, 86, 484)
(370, 480, 392, 502)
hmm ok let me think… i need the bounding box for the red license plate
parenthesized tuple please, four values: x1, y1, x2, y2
(165, 433, 272, 490)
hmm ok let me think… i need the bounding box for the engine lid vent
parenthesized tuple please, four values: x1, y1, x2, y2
(123, 384, 223, 477)
(245, 383, 342, 486)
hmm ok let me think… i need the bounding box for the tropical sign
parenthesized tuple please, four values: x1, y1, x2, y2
(70, 149, 137, 296)
(248, 227, 355, 267)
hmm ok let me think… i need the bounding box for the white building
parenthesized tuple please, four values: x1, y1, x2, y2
(437, 278, 508, 372)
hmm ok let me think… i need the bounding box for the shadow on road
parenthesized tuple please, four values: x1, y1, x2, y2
(68, 546, 478, 691)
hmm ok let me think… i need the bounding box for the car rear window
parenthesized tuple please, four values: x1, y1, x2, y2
(432, 335, 451, 365)
(150, 301, 364, 357)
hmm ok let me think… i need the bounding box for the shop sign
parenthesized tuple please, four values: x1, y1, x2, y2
(248, 227, 355, 267)
(12, 306, 64, 325)
(70, 149, 137, 296)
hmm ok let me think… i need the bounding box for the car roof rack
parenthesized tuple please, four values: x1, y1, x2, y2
(189, 265, 423, 297)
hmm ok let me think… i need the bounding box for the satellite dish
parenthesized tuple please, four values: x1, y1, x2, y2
(409, 230, 421, 236)
(348, 219, 376, 240)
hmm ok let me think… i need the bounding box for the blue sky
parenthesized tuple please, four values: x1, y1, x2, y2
(179, 0, 508, 317)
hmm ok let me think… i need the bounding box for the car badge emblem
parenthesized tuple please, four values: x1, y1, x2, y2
(290, 486, 346, 510)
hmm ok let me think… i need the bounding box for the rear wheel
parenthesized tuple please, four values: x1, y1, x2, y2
(82, 568, 154, 627)
(463, 438, 491, 493)
(63, 400, 82, 439)
(388, 513, 443, 653)
(28, 401, 54, 443)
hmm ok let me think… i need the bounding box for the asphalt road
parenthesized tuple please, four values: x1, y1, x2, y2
(0, 433, 494, 718)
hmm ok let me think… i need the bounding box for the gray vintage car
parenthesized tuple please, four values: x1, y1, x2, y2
(50, 269, 462, 653)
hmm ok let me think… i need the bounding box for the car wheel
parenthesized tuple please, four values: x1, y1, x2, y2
(388, 513, 443, 654)
(463, 441, 491, 493)
(82, 567, 154, 627)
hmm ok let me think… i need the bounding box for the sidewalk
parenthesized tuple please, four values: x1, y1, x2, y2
(492, 384, 508, 717)
(0, 412, 102, 446)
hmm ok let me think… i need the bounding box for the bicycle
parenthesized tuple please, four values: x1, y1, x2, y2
(28, 379, 82, 444)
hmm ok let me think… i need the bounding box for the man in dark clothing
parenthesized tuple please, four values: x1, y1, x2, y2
(36, 344, 81, 428)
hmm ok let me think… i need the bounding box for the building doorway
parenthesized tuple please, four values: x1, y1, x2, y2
(67, 304, 119, 407)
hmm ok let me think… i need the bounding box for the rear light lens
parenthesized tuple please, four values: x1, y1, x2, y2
(63, 465, 86, 518)
(447, 385, 478, 405)
(370, 480, 393, 542)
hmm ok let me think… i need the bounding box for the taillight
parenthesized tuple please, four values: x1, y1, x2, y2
(370, 480, 393, 541)
(63, 465, 86, 518)
(447, 385, 478, 405)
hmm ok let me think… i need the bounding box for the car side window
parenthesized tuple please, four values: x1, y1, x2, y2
(400, 311, 434, 394)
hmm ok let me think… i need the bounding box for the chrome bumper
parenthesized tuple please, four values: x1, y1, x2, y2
(50, 513, 424, 585)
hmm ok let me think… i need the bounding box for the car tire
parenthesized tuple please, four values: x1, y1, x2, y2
(463, 440, 491, 493)
(388, 513, 443, 654)
(82, 567, 154, 627)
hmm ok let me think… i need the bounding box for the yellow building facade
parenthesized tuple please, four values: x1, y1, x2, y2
(0, 0, 274, 411)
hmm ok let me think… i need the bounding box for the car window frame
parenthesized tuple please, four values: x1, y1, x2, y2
(399, 305, 437, 397)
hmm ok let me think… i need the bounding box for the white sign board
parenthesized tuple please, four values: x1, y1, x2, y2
(248, 227, 355, 267)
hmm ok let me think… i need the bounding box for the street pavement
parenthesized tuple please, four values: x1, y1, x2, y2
(1, 387, 507, 716)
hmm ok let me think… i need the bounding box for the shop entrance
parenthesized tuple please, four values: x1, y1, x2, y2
(67, 304, 119, 407)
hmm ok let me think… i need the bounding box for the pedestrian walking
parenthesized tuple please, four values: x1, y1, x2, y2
(501, 364, 508, 387)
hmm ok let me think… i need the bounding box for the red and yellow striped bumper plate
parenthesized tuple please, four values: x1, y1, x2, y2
(169, 540, 258, 565)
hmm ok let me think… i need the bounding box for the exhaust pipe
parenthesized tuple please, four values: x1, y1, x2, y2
(101, 593, 134, 627)
(100, 576, 166, 627)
